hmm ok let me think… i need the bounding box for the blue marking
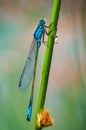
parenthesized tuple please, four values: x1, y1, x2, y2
(27, 98, 33, 121)
(34, 19, 46, 48)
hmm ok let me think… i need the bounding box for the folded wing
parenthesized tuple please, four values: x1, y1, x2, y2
(19, 38, 37, 91)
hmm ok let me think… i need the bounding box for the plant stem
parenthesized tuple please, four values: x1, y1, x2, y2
(35, 0, 61, 129)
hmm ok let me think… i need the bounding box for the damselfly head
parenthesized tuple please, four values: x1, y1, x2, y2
(39, 18, 46, 25)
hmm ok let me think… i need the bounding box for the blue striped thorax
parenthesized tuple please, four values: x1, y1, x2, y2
(34, 19, 46, 48)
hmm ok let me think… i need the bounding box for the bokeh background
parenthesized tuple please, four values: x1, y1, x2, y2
(0, 0, 86, 130)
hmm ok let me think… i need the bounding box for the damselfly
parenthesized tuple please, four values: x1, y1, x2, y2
(19, 19, 48, 121)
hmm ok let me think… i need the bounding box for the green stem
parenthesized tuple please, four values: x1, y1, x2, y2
(35, 0, 61, 129)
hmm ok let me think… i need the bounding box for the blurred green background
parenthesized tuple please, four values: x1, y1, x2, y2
(0, 0, 86, 130)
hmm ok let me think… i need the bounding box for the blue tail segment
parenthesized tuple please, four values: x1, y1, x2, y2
(27, 98, 33, 121)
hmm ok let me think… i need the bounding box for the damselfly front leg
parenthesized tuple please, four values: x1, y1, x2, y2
(41, 23, 58, 46)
